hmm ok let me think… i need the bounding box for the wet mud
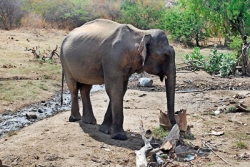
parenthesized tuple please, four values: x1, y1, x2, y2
(0, 85, 105, 138)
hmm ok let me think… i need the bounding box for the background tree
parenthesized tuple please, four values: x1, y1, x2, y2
(22, 0, 96, 29)
(0, 0, 23, 30)
(160, 5, 207, 46)
(118, 0, 165, 29)
(93, 0, 122, 20)
(178, 0, 250, 45)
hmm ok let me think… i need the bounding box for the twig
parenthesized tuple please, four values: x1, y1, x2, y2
(202, 141, 231, 166)
(27, 48, 39, 58)
(49, 45, 59, 59)
(176, 90, 202, 93)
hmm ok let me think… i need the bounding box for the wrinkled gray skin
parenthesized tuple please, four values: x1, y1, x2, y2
(60, 19, 176, 140)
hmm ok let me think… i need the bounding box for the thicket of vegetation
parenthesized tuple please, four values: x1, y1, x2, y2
(0, 0, 249, 46)
(0, 0, 249, 75)
(0, 0, 250, 46)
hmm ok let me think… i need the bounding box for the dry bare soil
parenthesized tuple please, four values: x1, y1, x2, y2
(0, 29, 250, 167)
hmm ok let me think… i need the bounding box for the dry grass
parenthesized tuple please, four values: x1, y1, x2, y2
(0, 28, 67, 113)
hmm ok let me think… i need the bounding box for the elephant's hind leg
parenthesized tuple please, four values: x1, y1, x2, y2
(99, 102, 112, 134)
(65, 72, 81, 122)
(79, 84, 96, 124)
(68, 87, 81, 122)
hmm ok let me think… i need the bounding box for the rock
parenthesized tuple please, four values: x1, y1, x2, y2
(229, 100, 236, 104)
(137, 78, 153, 87)
(26, 112, 37, 119)
(214, 110, 220, 115)
(217, 106, 226, 112)
(38, 109, 43, 113)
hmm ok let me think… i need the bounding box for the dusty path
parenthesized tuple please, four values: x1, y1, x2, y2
(1, 72, 250, 166)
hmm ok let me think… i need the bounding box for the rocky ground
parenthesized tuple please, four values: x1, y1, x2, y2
(0, 71, 250, 167)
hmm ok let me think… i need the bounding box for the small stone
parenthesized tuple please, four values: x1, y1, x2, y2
(229, 100, 236, 104)
(137, 78, 153, 87)
(26, 112, 37, 119)
(38, 109, 43, 113)
(214, 110, 220, 115)
(238, 100, 244, 104)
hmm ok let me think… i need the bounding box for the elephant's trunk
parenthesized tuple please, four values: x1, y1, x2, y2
(165, 47, 176, 126)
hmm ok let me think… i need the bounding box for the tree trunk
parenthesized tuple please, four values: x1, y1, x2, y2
(195, 32, 200, 47)
(242, 36, 250, 75)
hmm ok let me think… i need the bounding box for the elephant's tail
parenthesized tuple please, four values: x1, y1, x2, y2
(61, 69, 64, 106)
(60, 37, 68, 106)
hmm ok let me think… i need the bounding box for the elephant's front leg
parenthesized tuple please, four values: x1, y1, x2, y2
(104, 79, 128, 140)
(79, 84, 96, 124)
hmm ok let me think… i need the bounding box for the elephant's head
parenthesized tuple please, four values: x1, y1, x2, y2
(138, 30, 176, 126)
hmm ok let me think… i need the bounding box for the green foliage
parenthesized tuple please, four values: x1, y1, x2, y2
(161, 4, 208, 46)
(166, 0, 250, 46)
(186, 47, 236, 77)
(219, 53, 237, 77)
(152, 126, 169, 140)
(22, 0, 95, 28)
(185, 47, 206, 70)
(119, 0, 165, 29)
(229, 35, 243, 51)
(185, 47, 204, 63)
(229, 35, 250, 59)
(226, 106, 237, 113)
(207, 48, 236, 77)
(234, 141, 248, 149)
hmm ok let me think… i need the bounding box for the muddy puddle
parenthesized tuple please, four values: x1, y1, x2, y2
(0, 85, 105, 138)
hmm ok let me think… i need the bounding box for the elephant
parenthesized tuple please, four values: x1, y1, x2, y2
(60, 19, 176, 140)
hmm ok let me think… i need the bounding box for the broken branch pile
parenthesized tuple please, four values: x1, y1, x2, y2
(26, 45, 59, 64)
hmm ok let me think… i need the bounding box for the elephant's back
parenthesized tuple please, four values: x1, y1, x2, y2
(69, 19, 121, 41)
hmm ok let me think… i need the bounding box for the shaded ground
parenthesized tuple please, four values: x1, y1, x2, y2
(1, 71, 250, 166)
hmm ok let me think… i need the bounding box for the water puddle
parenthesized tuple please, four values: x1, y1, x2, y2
(0, 85, 105, 138)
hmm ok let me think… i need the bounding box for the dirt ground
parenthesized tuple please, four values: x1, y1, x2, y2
(1, 71, 250, 167)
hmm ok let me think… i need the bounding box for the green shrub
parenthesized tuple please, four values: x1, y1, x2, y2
(185, 47, 206, 70)
(152, 126, 169, 140)
(186, 47, 236, 77)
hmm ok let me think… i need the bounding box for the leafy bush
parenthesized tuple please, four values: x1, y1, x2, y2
(22, 0, 96, 29)
(161, 4, 208, 46)
(219, 53, 236, 77)
(186, 47, 236, 77)
(185, 47, 206, 70)
(119, 0, 165, 30)
(206, 49, 224, 74)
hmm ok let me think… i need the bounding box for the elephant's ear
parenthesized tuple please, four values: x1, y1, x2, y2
(138, 34, 151, 66)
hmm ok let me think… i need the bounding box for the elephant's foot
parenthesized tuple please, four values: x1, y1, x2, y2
(69, 115, 81, 122)
(99, 123, 111, 134)
(111, 128, 127, 140)
(82, 114, 96, 124)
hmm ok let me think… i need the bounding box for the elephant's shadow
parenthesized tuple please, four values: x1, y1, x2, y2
(78, 121, 144, 150)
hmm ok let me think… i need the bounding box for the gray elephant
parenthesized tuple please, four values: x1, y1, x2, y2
(60, 19, 176, 140)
